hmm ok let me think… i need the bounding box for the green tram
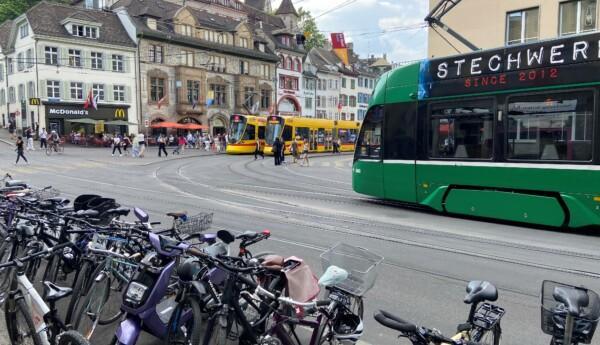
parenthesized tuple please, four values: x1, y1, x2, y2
(353, 32, 600, 228)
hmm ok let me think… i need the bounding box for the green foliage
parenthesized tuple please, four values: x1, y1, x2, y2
(0, 0, 68, 24)
(298, 8, 326, 51)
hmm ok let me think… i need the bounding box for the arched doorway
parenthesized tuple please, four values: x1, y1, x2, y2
(150, 118, 166, 137)
(278, 96, 301, 114)
(210, 114, 228, 136)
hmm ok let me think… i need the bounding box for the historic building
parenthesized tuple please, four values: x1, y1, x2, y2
(0, 1, 138, 135)
(112, 0, 279, 136)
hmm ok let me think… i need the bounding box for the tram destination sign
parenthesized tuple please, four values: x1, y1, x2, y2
(419, 31, 600, 99)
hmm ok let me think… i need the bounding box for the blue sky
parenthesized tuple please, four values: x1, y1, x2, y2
(271, 0, 429, 63)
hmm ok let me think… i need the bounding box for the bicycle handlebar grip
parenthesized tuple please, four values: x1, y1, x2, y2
(316, 300, 331, 307)
(187, 247, 206, 258)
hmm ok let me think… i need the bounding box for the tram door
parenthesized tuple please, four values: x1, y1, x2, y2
(325, 129, 332, 151)
(310, 129, 318, 151)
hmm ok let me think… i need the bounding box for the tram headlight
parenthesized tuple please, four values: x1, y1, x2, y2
(125, 282, 148, 305)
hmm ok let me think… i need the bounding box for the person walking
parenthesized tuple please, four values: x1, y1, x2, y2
(290, 138, 299, 164)
(15, 136, 28, 165)
(137, 132, 146, 158)
(122, 135, 131, 156)
(300, 138, 310, 167)
(186, 132, 194, 149)
(280, 140, 286, 165)
(39, 128, 48, 149)
(173, 135, 186, 155)
(8, 121, 16, 140)
(157, 134, 168, 157)
(273, 137, 282, 166)
(25, 127, 34, 151)
(132, 134, 140, 158)
(112, 134, 122, 157)
(254, 139, 264, 160)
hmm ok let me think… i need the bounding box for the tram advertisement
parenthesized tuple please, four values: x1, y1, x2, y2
(419, 31, 600, 99)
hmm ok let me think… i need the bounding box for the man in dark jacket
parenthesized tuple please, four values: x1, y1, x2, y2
(273, 138, 282, 166)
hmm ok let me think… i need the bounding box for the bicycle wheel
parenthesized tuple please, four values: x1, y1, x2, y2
(166, 296, 203, 345)
(73, 268, 110, 340)
(204, 314, 237, 345)
(46, 147, 52, 156)
(470, 323, 501, 345)
(57, 330, 90, 345)
(5, 298, 44, 345)
(65, 260, 94, 325)
(0, 240, 14, 293)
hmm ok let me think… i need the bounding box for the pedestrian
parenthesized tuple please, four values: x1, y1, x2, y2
(332, 138, 339, 154)
(186, 132, 194, 149)
(204, 135, 211, 151)
(137, 132, 146, 158)
(8, 121, 15, 140)
(290, 137, 299, 164)
(15, 136, 28, 165)
(157, 134, 168, 157)
(39, 128, 48, 149)
(25, 127, 34, 151)
(122, 135, 131, 156)
(132, 134, 140, 158)
(300, 138, 310, 167)
(112, 134, 122, 157)
(216, 134, 222, 152)
(173, 135, 186, 155)
(336, 138, 342, 154)
(254, 139, 264, 160)
(273, 137, 282, 166)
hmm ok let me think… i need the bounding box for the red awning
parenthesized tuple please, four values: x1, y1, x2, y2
(178, 123, 208, 130)
(150, 122, 183, 129)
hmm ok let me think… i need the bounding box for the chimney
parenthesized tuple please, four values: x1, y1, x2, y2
(383, 53, 387, 60)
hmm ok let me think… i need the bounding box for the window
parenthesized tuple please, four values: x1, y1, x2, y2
(305, 97, 313, 109)
(45, 47, 58, 65)
(355, 106, 383, 159)
(179, 24, 193, 36)
(91, 52, 103, 69)
(429, 99, 494, 159)
(210, 84, 227, 105)
(341, 94, 348, 106)
(149, 45, 163, 63)
(18, 84, 24, 101)
(113, 85, 125, 102)
(240, 60, 249, 75)
(112, 55, 124, 72)
(243, 124, 256, 140)
(17, 53, 24, 71)
(8, 87, 15, 103)
(7, 58, 13, 74)
(240, 37, 249, 48)
(560, 0, 597, 36)
(260, 89, 270, 109)
(351, 79, 356, 89)
(147, 18, 157, 30)
(281, 36, 290, 46)
(370, 79, 374, 89)
(92, 84, 104, 101)
(70, 82, 83, 100)
(506, 8, 539, 45)
(316, 96, 321, 108)
(26, 49, 33, 68)
(27, 81, 34, 98)
(0, 89, 5, 105)
(286, 57, 293, 70)
(68, 49, 82, 67)
(349, 96, 357, 107)
(72, 24, 98, 38)
(244, 87, 255, 108)
(342, 78, 347, 88)
(47, 81, 60, 98)
(179, 50, 194, 67)
(19, 23, 28, 38)
(150, 77, 165, 102)
(187, 80, 200, 103)
(0, 65, 3, 81)
(507, 91, 593, 161)
(358, 77, 363, 87)
(258, 43, 265, 52)
(260, 64, 270, 78)
(209, 56, 226, 72)
(293, 59, 301, 72)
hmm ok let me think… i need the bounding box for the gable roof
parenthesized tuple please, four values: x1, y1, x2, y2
(275, 0, 298, 16)
(26, 1, 135, 47)
(0, 20, 14, 52)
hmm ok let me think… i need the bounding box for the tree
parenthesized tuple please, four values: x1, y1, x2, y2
(298, 8, 326, 51)
(0, 0, 68, 24)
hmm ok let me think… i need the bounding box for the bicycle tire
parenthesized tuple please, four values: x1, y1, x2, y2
(204, 314, 237, 345)
(0, 240, 14, 293)
(57, 330, 90, 345)
(73, 268, 110, 340)
(65, 260, 94, 325)
(46, 147, 52, 156)
(5, 298, 44, 345)
(166, 296, 203, 345)
(42, 254, 61, 285)
(470, 323, 501, 345)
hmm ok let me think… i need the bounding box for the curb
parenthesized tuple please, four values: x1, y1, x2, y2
(0, 137, 13, 146)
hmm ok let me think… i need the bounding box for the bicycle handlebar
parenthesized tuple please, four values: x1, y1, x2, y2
(0, 241, 73, 269)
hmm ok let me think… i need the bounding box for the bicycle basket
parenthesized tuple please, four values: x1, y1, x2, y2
(175, 212, 213, 235)
(541, 280, 600, 344)
(30, 187, 60, 200)
(320, 242, 383, 296)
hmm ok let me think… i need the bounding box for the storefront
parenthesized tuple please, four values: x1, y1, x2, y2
(44, 103, 131, 136)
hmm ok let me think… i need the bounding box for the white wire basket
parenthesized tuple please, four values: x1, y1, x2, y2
(320, 242, 384, 296)
(30, 187, 61, 200)
(175, 212, 213, 235)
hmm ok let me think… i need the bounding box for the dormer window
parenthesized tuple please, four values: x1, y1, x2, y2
(147, 18, 157, 30)
(281, 36, 290, 46)
(72, 24, 98, 39)
(19, 23, 28, 39)
(179, 24, 194, 37)
(258, 43, 265, 52)
(240, 37, 248, 48)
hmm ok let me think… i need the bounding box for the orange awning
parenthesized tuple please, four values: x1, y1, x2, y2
(178, 123, 208, 130)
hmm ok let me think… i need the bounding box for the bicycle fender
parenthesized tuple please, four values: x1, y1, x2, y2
(116, 318, 141, 345)
(191, 281, 206, 295)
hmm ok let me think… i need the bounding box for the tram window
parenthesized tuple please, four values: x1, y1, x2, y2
(317, 128, 325, 144)
(296, 127, 310, 140)
(243, 124, 256, 140)
(282, 125, 293, 141)
(507, 91, 593, 161)
(258, 126, 265, 140)
(384, 102, 417, 160)
(429, 100, 494, 159)
(355, 106, 383, 159)
(338, 129, 357, 144)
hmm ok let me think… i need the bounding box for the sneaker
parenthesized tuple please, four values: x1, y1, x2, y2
(119, 154, 123, 157)
(112, 154, 115, 157)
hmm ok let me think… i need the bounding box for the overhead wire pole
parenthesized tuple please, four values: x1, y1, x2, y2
(425, 0, 479, 52)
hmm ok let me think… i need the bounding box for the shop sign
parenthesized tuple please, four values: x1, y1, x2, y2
(45, 103, 129, 120)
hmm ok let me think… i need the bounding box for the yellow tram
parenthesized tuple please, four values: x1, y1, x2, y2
(263, 115, 360, 155)
(226, 115, 266, 154)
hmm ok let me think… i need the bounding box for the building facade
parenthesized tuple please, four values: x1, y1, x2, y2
(428, 0, 600, 58)
(0, 2, 138, 135)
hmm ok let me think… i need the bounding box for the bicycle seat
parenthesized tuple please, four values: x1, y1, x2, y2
(107, 207, 131, 217)
(43, 281, 73, 302)
(5, 180, 27, 188)
(46, 197, 70, 205)
(236, 231, 259, 240)
(167, 211, 187, 219)
(554, 286, 589, 316)
(464, 281, 498, 304)
(262, 255, 285, 271)
(75, 209, 100, 218)
(374, 310, 417, 333)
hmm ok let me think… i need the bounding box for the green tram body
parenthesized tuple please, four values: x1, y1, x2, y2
(353, 33, 600, 228)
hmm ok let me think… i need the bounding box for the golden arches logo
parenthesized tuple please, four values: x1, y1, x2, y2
(29, 98, 40, 106)
(114, 108, 126, 119)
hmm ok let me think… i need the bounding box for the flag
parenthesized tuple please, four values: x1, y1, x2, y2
(157, 95, 166, 109)
(92, 94, 99, 110)
(206, 90, 215, 106)
(331, 33, 350, 66)
(83, 90, 93, 109)
(337, 101, 343, 111)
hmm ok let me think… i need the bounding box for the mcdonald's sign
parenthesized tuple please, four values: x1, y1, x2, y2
(29, 98, 41, 106)
(114, 108, 126, 119)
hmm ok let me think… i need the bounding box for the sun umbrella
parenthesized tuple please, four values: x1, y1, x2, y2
(150, 122, 184, 129)
(178, 123, 208, 130)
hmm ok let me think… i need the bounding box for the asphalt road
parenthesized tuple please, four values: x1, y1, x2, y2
(1, 142, 599, 345)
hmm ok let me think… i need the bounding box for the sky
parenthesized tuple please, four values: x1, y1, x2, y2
(271, 0, 430, 64)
